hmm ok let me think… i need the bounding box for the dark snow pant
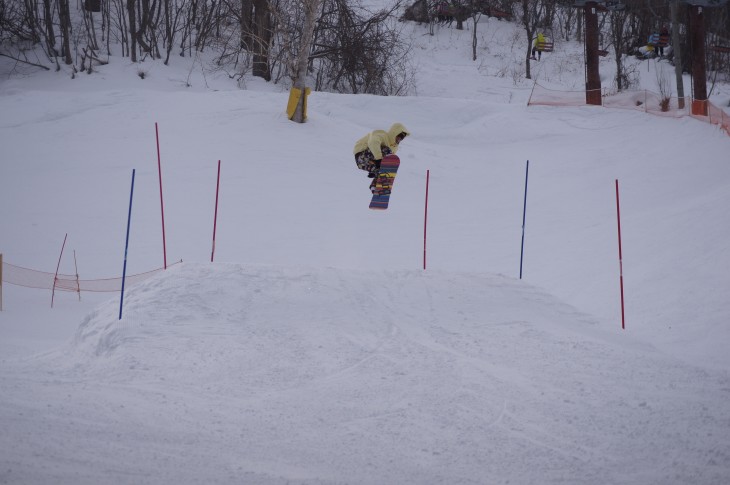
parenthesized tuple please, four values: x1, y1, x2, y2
(354, 146, 392, 178)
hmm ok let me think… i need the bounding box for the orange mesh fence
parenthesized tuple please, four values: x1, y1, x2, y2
(2, 260, 181, 292)
(602, 91, 689, 118)
(691, 100, 730, 136)
(527, 83, 594, 107)
(528, 82, 730, 136)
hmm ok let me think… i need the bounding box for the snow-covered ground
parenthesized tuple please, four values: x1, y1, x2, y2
(1, 13, 729, 485)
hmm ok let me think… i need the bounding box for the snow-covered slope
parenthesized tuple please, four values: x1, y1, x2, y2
(2, 263, 729, 484)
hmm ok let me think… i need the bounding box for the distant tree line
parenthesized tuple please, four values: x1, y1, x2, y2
(1, 0, 728, 93)
(0, 0, 414, 94)
(403, 0, 729, 89)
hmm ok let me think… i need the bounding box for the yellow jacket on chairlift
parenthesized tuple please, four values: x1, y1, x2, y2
(533, 32, 546, 49)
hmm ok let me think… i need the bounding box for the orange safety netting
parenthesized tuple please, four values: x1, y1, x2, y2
(1, 260, 181, 293)
(693, 100, 730, 137)
(528, 83, 730, 136)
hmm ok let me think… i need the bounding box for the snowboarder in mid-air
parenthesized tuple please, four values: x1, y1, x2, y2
(353, 122, 410, 194)
(353, 122, 410, 210)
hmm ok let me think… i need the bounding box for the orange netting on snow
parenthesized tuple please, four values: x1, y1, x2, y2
(1, 259, 181, 292)
(694, 100, 730, 136)
(528, 83, 730, 137)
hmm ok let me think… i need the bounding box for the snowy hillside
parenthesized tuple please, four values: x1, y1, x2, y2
(1, 13, 730, 485)
(3, 263, 730, 484)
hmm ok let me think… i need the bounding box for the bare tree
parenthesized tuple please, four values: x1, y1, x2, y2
(290, 0, 321, 122)
(308, 0, 413, 94)
(608, 5, 633, 90)
(469, 1, 483, 61)
(555, 2, 576, 42)
(43, 0, 57, 54)
(518, 0, 556, 80)
(251, 0, 272, 80)
(127, 0, 138, 61)
(58, 0, 73, 64)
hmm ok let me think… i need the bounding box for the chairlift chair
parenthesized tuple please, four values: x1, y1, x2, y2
(536, 27, 555, 53)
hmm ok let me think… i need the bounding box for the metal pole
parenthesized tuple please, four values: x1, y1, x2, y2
(0, 253, 3, 311)
(519, 160, 530, 279)
(120, 169, 136, 320)
(615, 180, 626, 330)
(211, 160, 221, 262)
(423, 170, 430, 270)
(155, 123, 168, 269)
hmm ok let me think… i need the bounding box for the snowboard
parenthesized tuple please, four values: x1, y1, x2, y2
(369, 154, 400, 210)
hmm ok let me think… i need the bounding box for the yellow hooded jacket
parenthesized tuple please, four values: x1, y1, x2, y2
(353, 122, 411, 160)
(533, 32, 546, 49)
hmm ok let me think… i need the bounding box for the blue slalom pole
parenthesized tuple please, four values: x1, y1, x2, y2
(519, 160, 530, 279)
(119, 169, 136, 320)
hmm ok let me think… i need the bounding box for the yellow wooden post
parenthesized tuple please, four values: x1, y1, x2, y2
(286, 87, 301, 120)
(286, 86, 311, 121)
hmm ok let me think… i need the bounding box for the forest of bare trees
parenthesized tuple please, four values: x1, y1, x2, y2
(0, 0, 414, 93)
(420, 0, 730, 90)
(1, 0, 728, 94)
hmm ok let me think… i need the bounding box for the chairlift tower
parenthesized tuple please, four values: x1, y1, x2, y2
(573, 0, 727, 114)
(573, 1, 614, 105)
(683, 0, 729, 115)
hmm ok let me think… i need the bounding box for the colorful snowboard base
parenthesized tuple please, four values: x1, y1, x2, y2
(369, 154, 400, 210)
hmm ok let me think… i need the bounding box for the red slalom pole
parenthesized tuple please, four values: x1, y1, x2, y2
(615, 179, 626, 330)
(423, 170, 430, 270)
(211, 160, 221, 262)
(155, 122, 168, 269)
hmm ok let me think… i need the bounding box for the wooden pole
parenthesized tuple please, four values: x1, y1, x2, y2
(584, 2, 602, 106)
(51, 233, 68, 308)
(73, 249, 81, 301)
